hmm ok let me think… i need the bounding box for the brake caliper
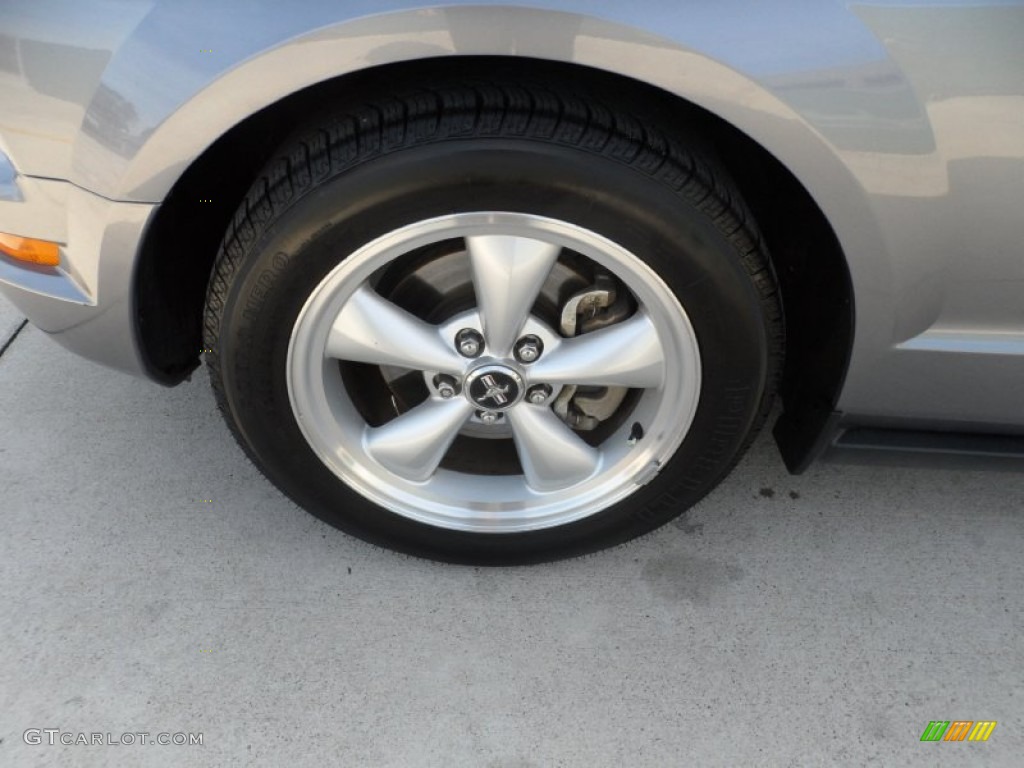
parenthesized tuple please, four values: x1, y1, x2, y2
(553, 274, 632, 431)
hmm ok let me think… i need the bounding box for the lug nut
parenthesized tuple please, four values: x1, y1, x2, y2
(455, 328, 484, 358)
(514, 335, 543, 363)
(527, 384, 552, 404)
(477, 410, 502, 425)
(433, 374, 460, 399)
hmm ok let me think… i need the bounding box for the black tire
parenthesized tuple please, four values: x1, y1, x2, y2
(203, 78, 783, 565)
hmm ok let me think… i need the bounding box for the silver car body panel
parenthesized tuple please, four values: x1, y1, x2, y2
(0, 1, 1022, 427)
(0, 172, 151, 374)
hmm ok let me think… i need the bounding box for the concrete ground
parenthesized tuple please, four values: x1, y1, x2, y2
(0, 294, 1021, 768)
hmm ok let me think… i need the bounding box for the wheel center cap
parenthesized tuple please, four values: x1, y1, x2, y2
(465, 365, 524, 411)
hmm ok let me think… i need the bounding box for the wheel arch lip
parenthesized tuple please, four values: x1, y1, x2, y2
(79, 5, 879, 223)
(103, 2, 879, 391)
(6, 3, 881, 413)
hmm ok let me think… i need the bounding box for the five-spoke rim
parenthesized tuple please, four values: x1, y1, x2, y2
(287, 213, 701, 532)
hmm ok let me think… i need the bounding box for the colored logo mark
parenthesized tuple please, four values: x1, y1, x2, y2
(920, 721, 996, 742)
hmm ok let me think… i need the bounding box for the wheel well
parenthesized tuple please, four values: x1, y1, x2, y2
(135, 56, 852, 469)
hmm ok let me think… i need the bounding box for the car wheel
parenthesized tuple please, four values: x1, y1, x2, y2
(203, 79, 783, 564)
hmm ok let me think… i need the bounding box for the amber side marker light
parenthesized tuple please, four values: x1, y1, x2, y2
(0, 233, 61, 266)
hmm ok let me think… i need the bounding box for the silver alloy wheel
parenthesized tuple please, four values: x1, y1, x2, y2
(286, 212, 701, 532)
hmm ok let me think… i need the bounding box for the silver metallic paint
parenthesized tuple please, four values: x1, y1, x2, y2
(0, 149, 20, 202)
(0, 1, 1021, 427)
